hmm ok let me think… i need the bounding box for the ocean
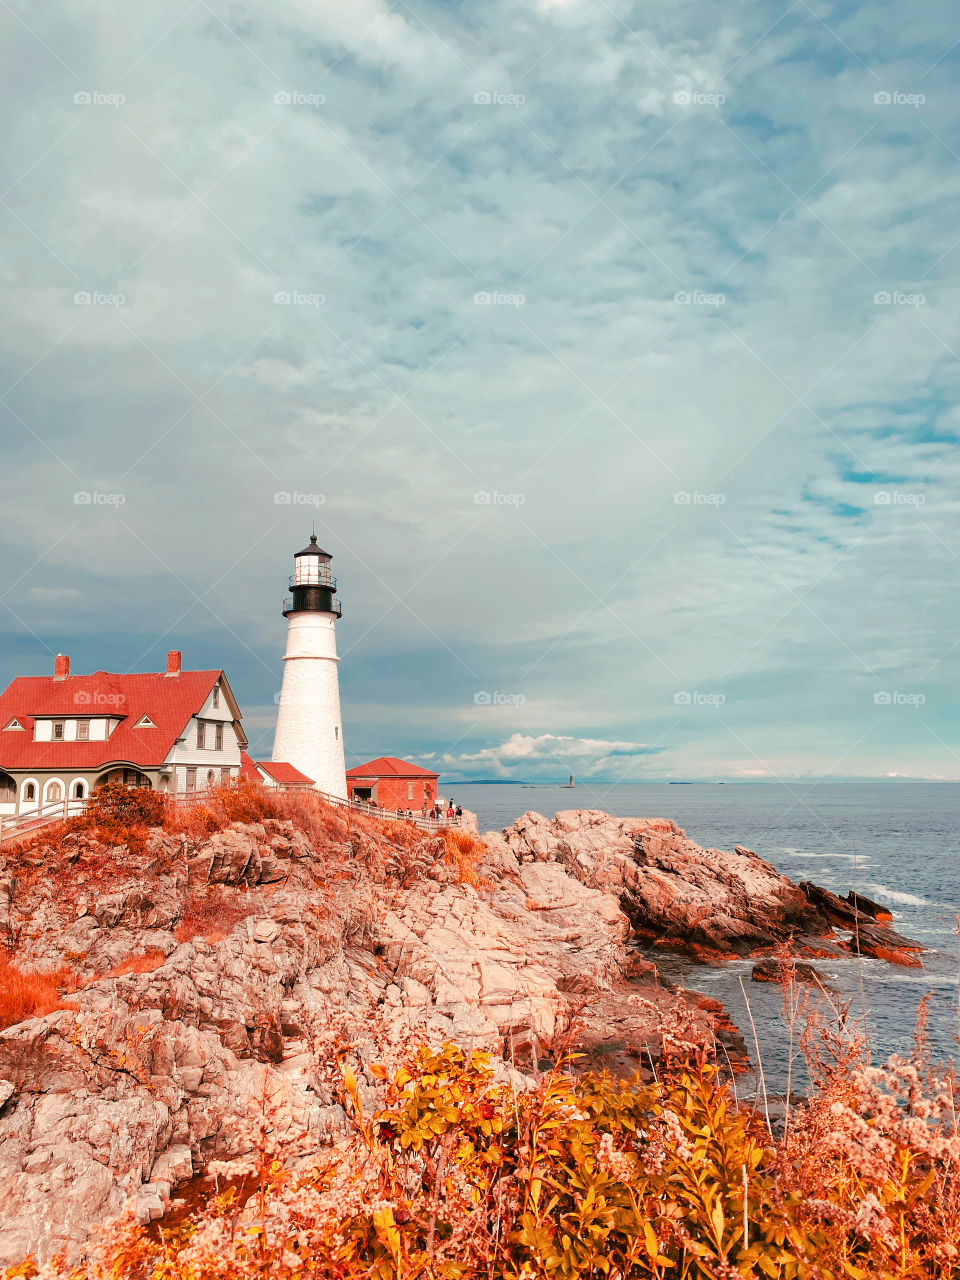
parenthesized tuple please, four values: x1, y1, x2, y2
(450, 781, 960, 1090)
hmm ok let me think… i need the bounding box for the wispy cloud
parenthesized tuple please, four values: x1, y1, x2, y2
(0, 0, 958, 781)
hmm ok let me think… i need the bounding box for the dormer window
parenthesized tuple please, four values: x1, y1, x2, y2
(77, 720, 89, 740)
(3, 718, 24, 731)
(53, 721, 64, 741)
(134, 715, 156, 728)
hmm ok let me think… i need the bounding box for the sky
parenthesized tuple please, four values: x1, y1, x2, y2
(1, 0, 959, 783)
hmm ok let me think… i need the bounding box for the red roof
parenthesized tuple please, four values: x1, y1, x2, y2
(257, 761, 314, 785)
(0, 669, 230, 772)
(239, 750, 261, 781)
(346, 756, 439, 780)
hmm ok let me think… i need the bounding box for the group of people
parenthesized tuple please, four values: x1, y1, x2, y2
(356, 794, 462, 824)
(420, 799, 463, 822)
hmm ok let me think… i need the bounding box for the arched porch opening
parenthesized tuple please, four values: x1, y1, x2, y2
(95, 767, 153, 791)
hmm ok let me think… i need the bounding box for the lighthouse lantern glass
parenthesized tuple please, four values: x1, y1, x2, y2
(295, 556, 318, 586)
(294, 554, 332, 587)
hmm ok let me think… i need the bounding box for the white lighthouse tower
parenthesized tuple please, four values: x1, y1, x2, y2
(272, 534, 347, 798)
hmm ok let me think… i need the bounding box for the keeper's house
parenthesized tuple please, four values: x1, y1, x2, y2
(346, 756, 439, 810)
(0, 650, 247, 818)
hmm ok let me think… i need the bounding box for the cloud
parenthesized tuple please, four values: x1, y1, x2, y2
(442, 732, 659, 778)
(0, 0, 958, 781)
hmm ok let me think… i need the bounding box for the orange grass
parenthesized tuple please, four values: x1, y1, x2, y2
(0, 953, 77, 1030)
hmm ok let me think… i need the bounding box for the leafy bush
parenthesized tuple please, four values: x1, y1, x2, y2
(86, 783, 168, 829)
(19, 1022, 960, 1280)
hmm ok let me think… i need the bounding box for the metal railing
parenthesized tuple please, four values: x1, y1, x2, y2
(0, 782, 461, 841)
(311, 787, 462, 832)
(288, 572, 336, 590)
(282, 596, 342, 617)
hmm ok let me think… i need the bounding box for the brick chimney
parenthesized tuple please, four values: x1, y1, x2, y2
(53, 653, 70, 680)
(165, 649, 182, 677)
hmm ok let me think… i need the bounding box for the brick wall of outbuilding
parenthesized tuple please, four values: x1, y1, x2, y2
(349, 774, 437, 810)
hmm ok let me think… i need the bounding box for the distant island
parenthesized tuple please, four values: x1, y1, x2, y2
(459, 778, 528, 785)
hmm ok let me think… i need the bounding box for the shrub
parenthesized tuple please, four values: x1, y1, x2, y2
(21, 1020, 960, 1279)
(174, 889, 252, 944)
(86, 783, 168, 829)
(164, 780, 284, 840)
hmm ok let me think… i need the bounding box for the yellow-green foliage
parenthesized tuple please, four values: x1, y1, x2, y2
(14, 1035, 960, 1280)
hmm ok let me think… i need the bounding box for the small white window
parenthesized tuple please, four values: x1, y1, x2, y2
(3, 718, 24, 731)
(134, 715, 156, 728)
(76, 721, 89, 741)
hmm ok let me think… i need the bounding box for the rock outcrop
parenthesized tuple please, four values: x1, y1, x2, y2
(489, 809, 923, 966)
(0, 803, 922, 1265)
(0, 808, 721, 1265)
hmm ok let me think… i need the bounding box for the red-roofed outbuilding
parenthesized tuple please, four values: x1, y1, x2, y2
(239, 751, 314, 790)
(346, 756, 439, 811)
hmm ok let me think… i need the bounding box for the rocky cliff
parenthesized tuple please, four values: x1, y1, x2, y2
(0, 800, 921, 1265)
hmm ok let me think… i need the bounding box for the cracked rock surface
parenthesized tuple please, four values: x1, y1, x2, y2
(0, 802, 905, 1265)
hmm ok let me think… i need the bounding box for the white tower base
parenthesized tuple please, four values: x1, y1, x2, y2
(273, 611, 346, 798)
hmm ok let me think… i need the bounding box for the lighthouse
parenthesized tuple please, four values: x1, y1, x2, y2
(272, 535, 347, 798)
